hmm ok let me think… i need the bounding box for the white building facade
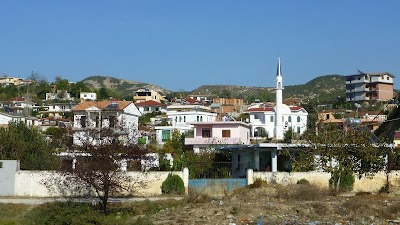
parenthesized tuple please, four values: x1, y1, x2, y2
(71, 101, 141, 145)
(185, 121, 251, 153)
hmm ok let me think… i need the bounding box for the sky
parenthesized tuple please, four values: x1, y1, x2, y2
(0, 1, 399, 91)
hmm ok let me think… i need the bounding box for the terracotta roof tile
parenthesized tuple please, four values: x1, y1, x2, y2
(135, 100, 164, 107)
(72, 100, 132, 111)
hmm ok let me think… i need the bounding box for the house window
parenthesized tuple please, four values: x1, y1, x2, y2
(109, 116, 116, 128)
(297, 116, 301, 123)
(184, 116, 186, 122)
(297, 127, 301, 134)
(200, 116, 203, 122)
(80, 116, 86, 128)
(222, 130, 231, 138)
(0, 162, 3, 168)
(254, 114, 259, 119)
(197, 116, 199, 122)
(202, 128, 211, 138)
(326, 114, 330, 120)
(288, 116, 292, 122)
(162, 130, 170, 142)
(144, 107, 149, 112)
(270, 116, 274, 122)
(179, 116, 182, 122)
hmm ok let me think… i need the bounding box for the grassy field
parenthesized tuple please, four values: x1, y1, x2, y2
(0, 199, 184, 225)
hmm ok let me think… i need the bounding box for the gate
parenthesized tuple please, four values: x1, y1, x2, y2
(187, 161, 250, 196)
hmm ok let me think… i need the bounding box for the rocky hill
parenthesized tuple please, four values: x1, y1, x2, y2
(191, 75, 346, 103)
(80, 75, 346, 103)
(81, 76, 170, 97)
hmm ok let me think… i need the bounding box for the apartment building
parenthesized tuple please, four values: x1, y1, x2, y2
(133, 89, 165, 103)
(345, 71, 394, 102)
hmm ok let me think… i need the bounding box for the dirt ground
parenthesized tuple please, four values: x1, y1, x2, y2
(150, 184, 400, 225)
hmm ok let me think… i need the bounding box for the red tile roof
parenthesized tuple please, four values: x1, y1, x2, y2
(246, 106, 304, 112)
(135, 100, 164, 107)
(72, 100, 132, 111)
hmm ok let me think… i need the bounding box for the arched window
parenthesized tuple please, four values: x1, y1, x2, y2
(297, 116, 301, 123)
(184, 116, 186, 122)
(288, 116, 292, 123)
(270, 116, 274, 122)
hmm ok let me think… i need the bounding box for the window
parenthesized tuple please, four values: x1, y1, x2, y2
(162, 130, 170, 142)
(200, 116, 203, 122)
(202, 128, 211, 137)
(222, 130, 231, 137)
(109, 116, 116, 128)
(297, 127, 301, 134)
(288, 116, 292, 122)
(254, 114, 259, 119)
(326, 114, 330, 120)
(297, 116, 301, 123)
(184, 116, 186, 122)
(0, 162, 2, 168)
(270, 116, 274, 122)
(179, 116, 182, 122)
(80, 116, 86, 128)
(144, 107, 149, 112)
(197, 116, 199, 122)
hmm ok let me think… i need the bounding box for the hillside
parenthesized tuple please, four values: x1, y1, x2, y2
(81, 76, 170, 97)
(80, 75, 346, 103)
(192, 75, 346, 103)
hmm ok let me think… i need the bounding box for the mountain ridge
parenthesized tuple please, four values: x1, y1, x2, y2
(80, 74, 346, 103)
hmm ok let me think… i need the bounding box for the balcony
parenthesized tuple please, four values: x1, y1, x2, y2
(185, 137, 243, 145)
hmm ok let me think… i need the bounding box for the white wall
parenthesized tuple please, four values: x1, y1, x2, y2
(253, 171, 400, 192)
(4, 170, 185, 197)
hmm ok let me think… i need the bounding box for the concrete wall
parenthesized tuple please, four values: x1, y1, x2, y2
(0, 166, 186, 197)
(253, 171, 400, 192)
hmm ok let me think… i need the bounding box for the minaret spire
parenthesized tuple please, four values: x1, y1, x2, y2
(274, 56, 284, 139)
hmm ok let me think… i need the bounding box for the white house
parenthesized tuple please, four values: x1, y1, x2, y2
(0, 112, 40, 127)
(46, 102, 77, 117)
(153, 104, 218, 145)
(80, 92, 97, 101)
(71, 100, 141, 145)
(185, 121, 251, 153)
(135, 100, 166, 115)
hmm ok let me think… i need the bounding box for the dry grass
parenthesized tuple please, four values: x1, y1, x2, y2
(275, 184, 329, 201)
(185, 187, 211, 204)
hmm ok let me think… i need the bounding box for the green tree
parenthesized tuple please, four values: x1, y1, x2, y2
(163, 130, 186, 170)
(0, 122, 57, 170)
(299, 123, 387, 192)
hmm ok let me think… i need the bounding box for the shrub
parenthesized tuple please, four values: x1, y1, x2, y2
(161, 173, 185, 195)
(248, 178, 267, 188)
(297, 178, 310, 185)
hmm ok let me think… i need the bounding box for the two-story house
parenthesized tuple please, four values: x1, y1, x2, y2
(71, 100, 141, 145)
(184, 121, 251, 153)
(154, 104, 217, 145)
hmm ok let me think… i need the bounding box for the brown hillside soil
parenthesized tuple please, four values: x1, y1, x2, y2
(150, 184, 400, 225)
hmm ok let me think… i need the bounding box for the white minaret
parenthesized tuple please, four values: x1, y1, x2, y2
(274, 57, 284, 139)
